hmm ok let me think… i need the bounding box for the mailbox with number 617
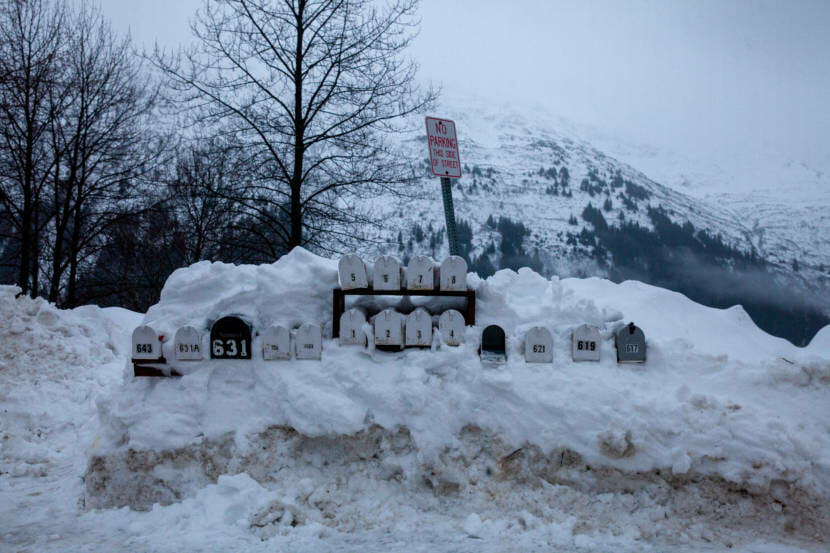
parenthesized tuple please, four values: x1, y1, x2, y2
(210, 316, 252, 359)
(615, 322, 646, 364)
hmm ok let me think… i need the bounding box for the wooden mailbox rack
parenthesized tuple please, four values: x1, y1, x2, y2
(332, 287, 476, 338)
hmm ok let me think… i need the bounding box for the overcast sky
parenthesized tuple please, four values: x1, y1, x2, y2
(99, 0, 830, 184)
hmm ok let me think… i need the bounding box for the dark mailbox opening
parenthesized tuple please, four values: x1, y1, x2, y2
(210, 316, 252, 359)
(481, 324, 506, 360)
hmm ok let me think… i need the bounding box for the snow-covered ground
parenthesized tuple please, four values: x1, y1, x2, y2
(1, 249, 829, 552)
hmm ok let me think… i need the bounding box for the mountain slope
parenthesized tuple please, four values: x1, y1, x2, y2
(352, 97, 829, 344)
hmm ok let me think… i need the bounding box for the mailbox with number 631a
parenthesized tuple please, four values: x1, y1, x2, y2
(210, 316, 252, 359)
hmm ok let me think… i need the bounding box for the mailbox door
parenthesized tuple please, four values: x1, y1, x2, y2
(295, 324, 322, 359)
(339, 309, 367, 346)
(373, 256, 401, 290)
(132, 325, 161, 360)
(572, 325, 601, 362)
(174, 326, 203, 360)
(374, 309, 403, 346)
(440, 256, 467, 291)
(405, 308, 432, 346)
(525, 326, 553, 363)
(339, 254, 368, 290)
(407, 256, 437, 290)
(210, 316, 252, 359)
(616, 325, 646, 363)
(263, 326, 291, 360)
(438, 309, 464, 346)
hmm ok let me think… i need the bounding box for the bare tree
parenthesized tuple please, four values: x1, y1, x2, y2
(0, 0, 66, 296)
(45, 1, 162, 306)
(155, 0, 436, 253)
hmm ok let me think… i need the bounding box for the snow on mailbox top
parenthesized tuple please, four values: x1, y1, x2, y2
(615, 322, 646, 363)
(440, 256, 467, 291)
(407, 255, 437, 290)
(373, 255, 401, 290)
(338, 254, 368, 290)
(426, 117, 461, 178)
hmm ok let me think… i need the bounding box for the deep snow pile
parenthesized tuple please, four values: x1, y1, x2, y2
(0, 285, 142, 550)
(78, 248, 830, 550)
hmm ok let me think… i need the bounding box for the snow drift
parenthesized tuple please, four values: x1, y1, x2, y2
(78, 248, 830, 548)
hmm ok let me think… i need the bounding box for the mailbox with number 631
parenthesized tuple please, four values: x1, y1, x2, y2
(210, 316, 252, 359)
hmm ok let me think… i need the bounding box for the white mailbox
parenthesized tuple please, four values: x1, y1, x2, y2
(440, 255, 467, 291)
(406, 255, 438, 290)
(338, 254, 369, 290)
(405, 307, 433, 347)
(295, 323, 322, 360)
(174, 326, 203, 361)
(373, 308, 405, 349)
(438, 309, 465, 346)
(572, 324, 601, 362)
(262, 325, 291, 360)
(524, 326, 553, 363)
(132, 325, 162, 360)
(373, 255, 402, 290)
(339, 308, 367, 346)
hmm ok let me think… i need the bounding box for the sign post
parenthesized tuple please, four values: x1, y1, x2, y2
(425, 117, 462, 256)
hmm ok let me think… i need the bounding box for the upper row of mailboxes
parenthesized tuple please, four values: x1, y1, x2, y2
(339, 254, 467, 291)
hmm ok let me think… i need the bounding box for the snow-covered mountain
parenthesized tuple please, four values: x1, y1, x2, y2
(355, 95, 829, 344)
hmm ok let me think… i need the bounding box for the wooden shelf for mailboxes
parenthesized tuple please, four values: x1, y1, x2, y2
(332, 287, 475, 338)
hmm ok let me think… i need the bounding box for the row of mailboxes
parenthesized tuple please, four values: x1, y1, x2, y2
(133, 316, 646, 369)
(481, 322, 647, 364)
(340, 307, 466, 349)
(132, 316, 324, 363)
(338, 254, 467, 291)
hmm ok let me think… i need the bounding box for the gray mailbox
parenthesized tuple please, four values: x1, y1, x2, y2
(615, 322, 646, 363)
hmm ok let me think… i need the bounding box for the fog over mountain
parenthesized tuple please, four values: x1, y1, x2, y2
(101, 0, 830, 195)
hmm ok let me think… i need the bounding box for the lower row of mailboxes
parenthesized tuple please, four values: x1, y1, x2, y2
(132, 309, 647, 367)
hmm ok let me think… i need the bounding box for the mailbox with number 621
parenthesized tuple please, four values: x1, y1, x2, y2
(615, 322, 646, 364)
(210, 316, 252, 359)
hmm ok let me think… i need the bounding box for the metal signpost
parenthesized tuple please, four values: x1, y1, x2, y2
(425, 117, 462, 256)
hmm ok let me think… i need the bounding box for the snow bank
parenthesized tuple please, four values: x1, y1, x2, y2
(85, 250, 830, 543)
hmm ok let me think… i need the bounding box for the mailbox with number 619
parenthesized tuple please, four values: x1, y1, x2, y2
(210, 316, 252, 359)
(572, 324, 601, 362)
